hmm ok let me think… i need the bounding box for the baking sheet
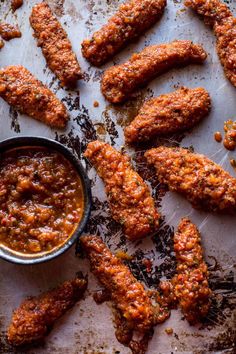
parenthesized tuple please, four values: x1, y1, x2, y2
(0, 0, 236, 353)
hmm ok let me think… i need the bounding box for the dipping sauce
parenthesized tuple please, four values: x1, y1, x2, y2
(0, 147, 84, 254)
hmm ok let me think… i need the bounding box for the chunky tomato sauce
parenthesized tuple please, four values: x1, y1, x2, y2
(0, 147, 84, 254)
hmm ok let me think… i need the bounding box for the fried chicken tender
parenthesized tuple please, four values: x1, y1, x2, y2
(185, 0, 236, 87)
(7, 276, 87, 346)
(172, 218, 211, 323)
(0, 65, 68, 128)
(84, 141, 159, 240)
(81, 0, 166, 66)
(125, 87, 211, 143)
(80, 235, 155, 333)
(145, 146, 236, 212)
(30, 2, 82, 87)
(101, 40, 207, 103)
(0, 23, 21, 41)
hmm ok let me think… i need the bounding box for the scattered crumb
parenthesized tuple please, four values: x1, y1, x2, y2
(165, 327, 173, 335)
(94, 100, 99, 107)
(142, 258, 152, 273)
(214, 131, 222, 143)
(230, 159, 236, 170)
(0, 23, 21, 41)
(115, 250, 133, 261)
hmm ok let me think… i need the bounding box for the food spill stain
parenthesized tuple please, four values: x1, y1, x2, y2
(85, 0, 120, 31)
(55, 129, 82, 159)
(9, 107, 20, 133)
(47, 0, 65, 17)
(94, 123, 107, 141)
(101, 109, 118, 145)
(103, 88, 154, 129)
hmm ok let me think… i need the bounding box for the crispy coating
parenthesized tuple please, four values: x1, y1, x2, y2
(30, 2, 82, 87)
(7, 276, 87, 346)
(81, 0, 166, 66)
(0, 38, 4, 49)
(185, 0, 236, 87)
(125, 87, 211, 143)
(84, 141, 159, 240)
(80, 235, 155, 333)
(0, 23, 21, 41)
(223, 119, 236, 151)
(101, 40, 207, 103)
(172, 218, 211, 323)
(145, 146, 236, 212)
(11, 0, 23, 12)
(0, 65, 68, 128)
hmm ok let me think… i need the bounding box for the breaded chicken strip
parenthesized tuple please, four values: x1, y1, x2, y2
(185, 0, 236, 87)
(81, 0, 166, 66)
(81, 235, 172, 351)
(30, 2, 82, 87)
(81, 235, 154, 334)
(145, 146, 236, 212)
(172, 218, 211, 323)
(7, 276, 87, 346)
(125, 87, 211, 143)
(84, 141, 159, 240)
(101, 40, 207, 103)
(0, 65, 68, 128)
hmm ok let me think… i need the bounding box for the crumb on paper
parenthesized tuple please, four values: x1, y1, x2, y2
(116, 250, 133, 261)
(165, 327, 173, 335)
(230, 159, 236, 170)
(214, 131, 222, 143)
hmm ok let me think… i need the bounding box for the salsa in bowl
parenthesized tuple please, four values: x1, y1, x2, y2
(0, 137, 91, 264)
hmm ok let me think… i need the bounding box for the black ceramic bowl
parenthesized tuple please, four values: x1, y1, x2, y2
(0, 136, 92, 265)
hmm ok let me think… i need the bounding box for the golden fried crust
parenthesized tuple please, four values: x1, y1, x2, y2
(101, 40, 207, 103)
(80, 235, 154, 332)
(172, 218, 211, 324)
(145, 146, 236, 212)
(0, 23, 21, 41)
(81, 0, 166, 66)
(0, 65, 68, 128)
(84, 141, 159, 239)
(125, 87, 211, 143)
(185, 0, 236, 87)
(30, 2, 82, 87)
(7, 277, 87, 346)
